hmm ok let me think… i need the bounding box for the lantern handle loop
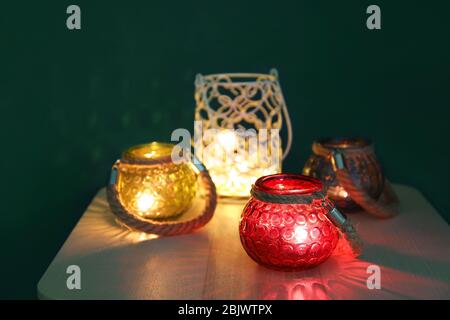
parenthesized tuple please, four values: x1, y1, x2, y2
(270, 68, 292, 160)
(328, 150, 399, 219)
(106, 157, 217, 236)
(109, 161, 120, 185)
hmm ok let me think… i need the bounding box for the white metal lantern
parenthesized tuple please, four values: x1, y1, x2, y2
(194, 69, 292, 199)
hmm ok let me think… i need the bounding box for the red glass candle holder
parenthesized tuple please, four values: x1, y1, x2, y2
(240, 174, 358, 271)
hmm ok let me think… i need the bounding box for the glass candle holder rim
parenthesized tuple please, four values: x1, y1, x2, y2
(198, 72, 277, 85)
(315, 137, 373, 150)
(253, 174, 323, 196)
(122, 142, 175, 162)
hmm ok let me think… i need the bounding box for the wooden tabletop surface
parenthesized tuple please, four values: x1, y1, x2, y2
(38, 184, 450, 299)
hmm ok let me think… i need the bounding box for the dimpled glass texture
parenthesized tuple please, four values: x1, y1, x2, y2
(239, 174, 339, 271)
(116, 143, 197, 219)
(303, 138, 384, 212)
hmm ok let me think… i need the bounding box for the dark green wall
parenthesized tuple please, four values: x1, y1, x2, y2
(0, 0, 449, 298)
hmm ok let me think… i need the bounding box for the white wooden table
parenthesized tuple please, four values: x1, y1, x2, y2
(38, 184, 450, 299)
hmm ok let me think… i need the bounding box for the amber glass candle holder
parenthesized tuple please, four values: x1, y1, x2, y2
(239, 174, 363, 271)
(107, 142, 217, 236)
(115, 142, 197, 219)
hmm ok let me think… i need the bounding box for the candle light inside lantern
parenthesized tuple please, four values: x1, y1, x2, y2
(216, 130, 238, 152)
(200, 129, 281, 199)
(194, 71, 291, 199)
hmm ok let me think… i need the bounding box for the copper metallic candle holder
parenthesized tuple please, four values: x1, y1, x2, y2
(107, 142, 217, 236)
(239, 174, 363, 271)
(303, 138, 399, 218)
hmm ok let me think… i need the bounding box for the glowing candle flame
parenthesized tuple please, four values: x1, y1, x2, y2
(136, 192, 156, 213)
(294, 226, 308, 243)
(217, 130, 238, 151)
(144, 151, 155, 158)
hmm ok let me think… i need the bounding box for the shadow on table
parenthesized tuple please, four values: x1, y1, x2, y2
(243, 255, 449, 299)
(46, 188, 449, 299)
(43, 190, 213, 299)
(198, 233, 450, 299)
(227, 241, 450, 300)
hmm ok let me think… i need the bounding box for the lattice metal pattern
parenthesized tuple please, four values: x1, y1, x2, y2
(194, 69, 292, 198)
